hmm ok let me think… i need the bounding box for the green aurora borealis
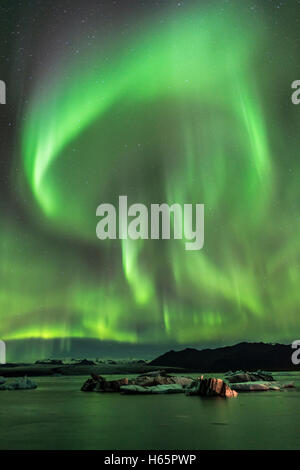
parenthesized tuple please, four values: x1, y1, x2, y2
(1, 1, 300, 360)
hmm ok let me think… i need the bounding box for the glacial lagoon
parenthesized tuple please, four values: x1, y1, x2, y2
(0, 372, 299, 450)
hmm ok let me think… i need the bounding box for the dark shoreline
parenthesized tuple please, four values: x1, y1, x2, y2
(0, 363, 299, 378)
(0, 363, 186, 378)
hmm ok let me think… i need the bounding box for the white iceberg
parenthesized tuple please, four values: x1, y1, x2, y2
(0, 376, 37, 391)
(230, 381, 294, 392)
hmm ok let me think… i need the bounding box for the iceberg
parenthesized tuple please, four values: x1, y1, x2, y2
(0, 376, 37, 391)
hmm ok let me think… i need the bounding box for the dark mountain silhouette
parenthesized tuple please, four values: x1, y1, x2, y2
(150, 342, 300, 372)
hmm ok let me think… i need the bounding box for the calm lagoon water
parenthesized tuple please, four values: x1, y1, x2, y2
(0, 372, 300, 450)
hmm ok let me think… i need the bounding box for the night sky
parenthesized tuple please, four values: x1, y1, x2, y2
(1, 0, 300, 361)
